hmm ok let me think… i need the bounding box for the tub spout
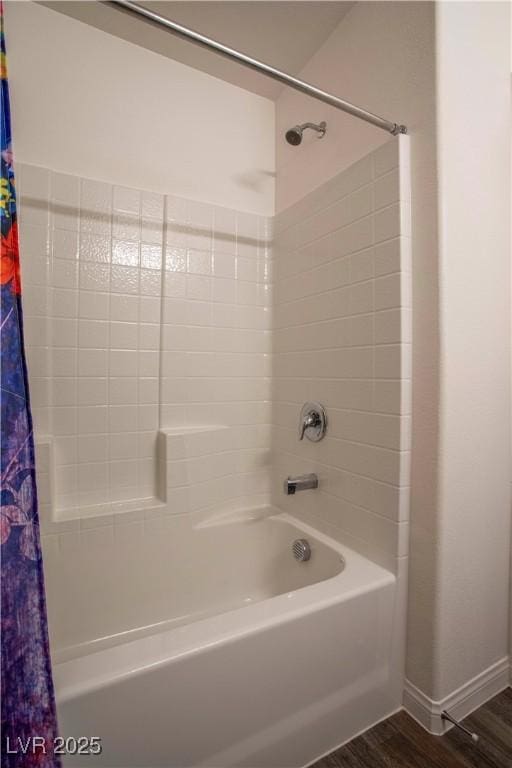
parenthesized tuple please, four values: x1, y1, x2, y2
(284, 474, 318, 495)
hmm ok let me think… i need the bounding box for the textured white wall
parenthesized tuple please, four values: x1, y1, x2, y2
(434, 1, 511, 698)
(4, 1, 275, 215)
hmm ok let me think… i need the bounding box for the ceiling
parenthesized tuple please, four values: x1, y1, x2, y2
(40, 1, 354, 99)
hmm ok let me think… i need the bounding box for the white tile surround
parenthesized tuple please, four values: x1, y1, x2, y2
(18, 138, 410, 653)
(17, 163, 272, 527)
(272, 137, 411, 573)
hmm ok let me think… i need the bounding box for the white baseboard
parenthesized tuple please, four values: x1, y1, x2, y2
(403, 657, 510, 735)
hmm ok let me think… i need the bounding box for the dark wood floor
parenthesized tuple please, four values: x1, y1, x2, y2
(312, 687, 512, 768)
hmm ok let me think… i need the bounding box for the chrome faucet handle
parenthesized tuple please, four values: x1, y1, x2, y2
(299, 402, 327, 442)
(299, 411, 320, 440)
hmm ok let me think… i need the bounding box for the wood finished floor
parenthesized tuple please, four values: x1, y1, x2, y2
(312, 687, 512, 768)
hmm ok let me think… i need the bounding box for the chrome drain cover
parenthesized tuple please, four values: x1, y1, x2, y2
(292, 538, 311, 562)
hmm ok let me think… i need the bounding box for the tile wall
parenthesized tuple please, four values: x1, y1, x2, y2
(17, 163, 272, 523)
(16, 138, 410, 655)
(271, 138, 411, 572)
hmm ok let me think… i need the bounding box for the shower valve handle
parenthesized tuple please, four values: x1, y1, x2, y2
(298, 402, 327, 442)
(299, 411, 321, 440)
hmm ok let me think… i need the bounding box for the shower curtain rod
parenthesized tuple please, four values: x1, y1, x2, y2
(108, 0, 407, 136)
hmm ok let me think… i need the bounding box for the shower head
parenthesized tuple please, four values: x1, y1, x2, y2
(285, 121, 327, 146)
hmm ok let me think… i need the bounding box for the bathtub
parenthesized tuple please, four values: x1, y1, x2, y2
(52, 510, 399, 767)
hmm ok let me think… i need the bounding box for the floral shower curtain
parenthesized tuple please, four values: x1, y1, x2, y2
(1, 4, 60, 766)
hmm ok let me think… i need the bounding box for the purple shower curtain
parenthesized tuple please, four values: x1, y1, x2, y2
(1, 4, 60, 766)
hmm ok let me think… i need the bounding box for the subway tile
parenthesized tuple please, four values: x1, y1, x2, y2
(236, 256, 258, 282)
(24, 320, 47, 348)
(374, 169, 400, 210)
(112, 239, 139, 267)
(53, 229, 78, 261)
(78, 462, 108, 492)
(142, 191, 164, 222)
(375, 309, 401, 345)
(110, 294, 139, 323)
(138, 350, 160, 377)
(165, 194, 189, 224)
(79, 262, 110, 292)
(138, 323, 160, 350)
(350, 314, 374, 347)
(113, 186, 140, 215)
(78, 377, 107, 406)
(21, 253, 48, 287)
(109, 405, 138, 433)
(165, 247, 187, 273)
(52, 407, 77, 436)
(78, 435, 108, 463)
(52, 378, 77, 408)
(139, 378, 159, 404)
(51, 288, 78, 318)
(110, 321, 138, 350)
(349, 184, 373, 222)
(212, 253, 236, 279)
(375, 273, 401, 311)
(139, 296, 161, 324)
(349, 280, 374, 315)
(373, 139, 399, 177)
(138, 405, 158, 430)
(111, 265, 139, 294)
(140, 243, 162, 271)
(19, 224, 49, 256)
(78, 406, 108, 435)
(78, 349, 108, 377)
(110, 460, 139, 488)
(113, 213, 140, 242)
(79, 233, 110, 263)
(186, 275, 211, 302)
(79, 291, 110, 321)
(25, 347, 50, 378)
(52, 202, 79, 233)
(374, 238, 401, 276)
(187, 249, 212, 275)
(80, 210, 111, 237)
(109, 377, 138, 406)
(335, 216, 373, 258)
(164, 272, 187, 299)
(52, 349, 77, 377)
(109, 350, 138, 377)
(350, 247, 374, 284)
(214, 206, 236, 252)
(375, 345, 403, 379)
(24, 284, 49, 316)
(139, 269, 161, 296)
(78, 319, 108, 348)
(110, 432, 138, 460)
(374, 203, 401, 243)
(212, 277, 237, 304)
(21, 156, 410, 572)
(166, 220, 189, 249)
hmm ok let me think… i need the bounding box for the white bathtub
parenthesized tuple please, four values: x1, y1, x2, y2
(53, 511, 399, 767)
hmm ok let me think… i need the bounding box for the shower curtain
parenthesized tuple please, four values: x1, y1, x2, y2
(1, 4, 60, 766)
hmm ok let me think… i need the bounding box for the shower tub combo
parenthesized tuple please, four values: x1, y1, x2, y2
(53, 509, 398, 767)
(17, 20, 411, 755)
